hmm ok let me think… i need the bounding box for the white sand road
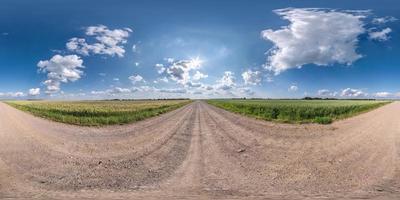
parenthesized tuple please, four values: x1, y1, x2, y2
(0, 101, 400, 199)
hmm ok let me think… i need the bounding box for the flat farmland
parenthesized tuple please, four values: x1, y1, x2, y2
(1, 100, 400, 199)
(207, 99, 390, 124)
(6, 100, 191, 126)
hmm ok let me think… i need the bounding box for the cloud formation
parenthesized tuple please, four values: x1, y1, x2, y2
(153, 77, 169, 84)
(37, 55, 84, 93)
(340, 88, 367, 97)
(129, 75, 144, 84)
(262, 8, 367, 74)
(155, 64, 166, 74)
(242, 70, 262, 85)
(372, 16, 397, 24)
(369, 28, 392, 41)
(91, 87, 139, 96)
(216, 71, 236, 90)
(373, 92, 396, 98)
(374, 92, 393, 98)
(66, 25, 132, 57)
(288, 85, 298, 92)
(158, 88, 187, 93)
(28, 88, 41, 96)
(192, 71, 208, 81)
(0, 91, 25, 98)
(317, 89, 338, 97)
(164, 57, 202, 85)
(315, 89, 399, 99)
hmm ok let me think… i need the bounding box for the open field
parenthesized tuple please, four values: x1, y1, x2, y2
(207, 99, 390, 124)
(0, 101, 400, 199)
(5, 100, 191, 126)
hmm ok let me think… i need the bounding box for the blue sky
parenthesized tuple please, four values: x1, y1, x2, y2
(0, 0, 399, 99)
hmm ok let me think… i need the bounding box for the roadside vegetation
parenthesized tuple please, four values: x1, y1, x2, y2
(6, 100, 191, 126)
(207, 99, 390, 124)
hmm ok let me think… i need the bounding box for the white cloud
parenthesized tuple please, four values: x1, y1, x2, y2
(13, 92, 24, 97)
(37, 54, 84, 94)
(98, 73, 106, 76)
(128, 75, 144, 84)
(90, 90, 107, 95)
(159, 77, 169, 83)
(192, 91, 203, 95)
(204, 85, 214, 91)
(165, 57, 174, 63)
(288, 85, 298, 92)
(28, 88, 41, 96)
(216, 71, 236, 90)
(262, 8, 367, 74)
(153, 77, 169, 84)
(209, 82, 256, 97)
(192, 71, 208, 81)
(136, 86, 155, 92)
(242, 70, 262, 85)
(186, 82, 203, 88)
(135, 62, 140, 67)
(0, 92, 25, 98)
(155, 64, 165, 74)
(113, 78, 119, 81)
(167, 64, 187, 83)
(317, 89, 338, 97)
(341, 88, 367, 97)
(374, 92, 392, 98)
(132, 44, 138, 53)
(112, 87, 131, 93)
(369, 28, 392, 41)
(91, 87, 135, 96)
(165, 57, 203, 85)
(238, 87, 255, 96)
(318, 89, 330, 96)
(66, 25, 132, 57)
(158, 88, 187, 94)
(372, 16, 397, 24)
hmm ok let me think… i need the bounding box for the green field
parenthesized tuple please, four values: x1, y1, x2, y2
(6, 100, 191, 126)
(207, 99, 390, 124)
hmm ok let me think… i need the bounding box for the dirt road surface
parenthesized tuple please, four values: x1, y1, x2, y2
(1, 101, 400, 199)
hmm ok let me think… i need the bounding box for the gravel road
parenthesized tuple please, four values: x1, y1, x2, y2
(0, 101, 400, 199)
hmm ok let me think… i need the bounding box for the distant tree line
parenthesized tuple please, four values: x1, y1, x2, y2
(302, 97, 377, 101)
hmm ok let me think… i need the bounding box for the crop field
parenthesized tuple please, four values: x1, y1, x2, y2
(207, 99, 390, 124)
(6, 100, 191, 126)
(1, 100, 400, 199)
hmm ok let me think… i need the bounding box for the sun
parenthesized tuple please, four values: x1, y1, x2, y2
(190, 57, 203, 68)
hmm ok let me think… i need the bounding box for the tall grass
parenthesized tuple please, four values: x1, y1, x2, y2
(7, 100, 191, 126)
(207, 100, 390, 124)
